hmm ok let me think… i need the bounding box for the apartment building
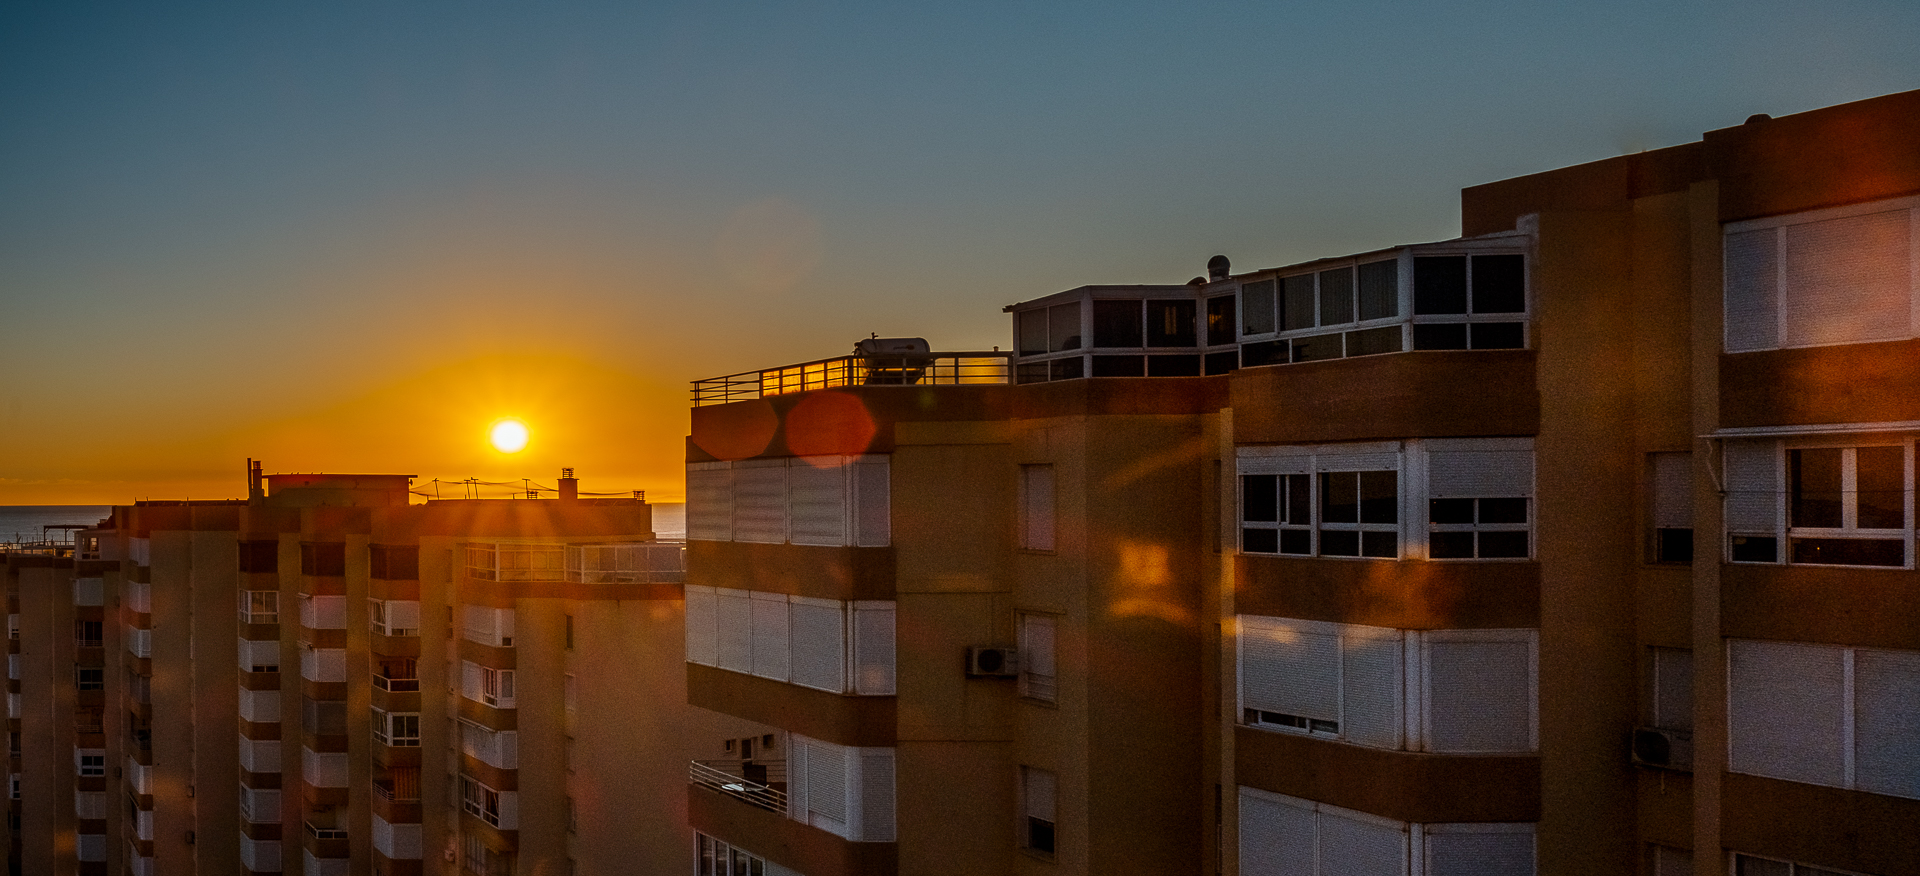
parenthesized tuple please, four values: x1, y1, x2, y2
(679, 88, 1920, 876)
(6, 468, 748, 876)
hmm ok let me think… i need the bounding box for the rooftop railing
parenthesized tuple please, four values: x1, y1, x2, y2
(689, 759, 787, 813)
(692, 352, 1010, 406)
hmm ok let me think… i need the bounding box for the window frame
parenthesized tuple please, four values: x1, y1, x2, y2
(1017, 612, 1058, 704)
(1018, 464, 1056, 553)
(1018, 765, 1057, 858)
(1723, 436, 1915, 569)
(1722, 193, 1920, 354)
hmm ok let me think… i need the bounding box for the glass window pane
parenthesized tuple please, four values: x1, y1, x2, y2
(1242, 279, 1276, 334)
(1856, 446, 1906, 529)
(1279, 529, 1313, 555)
(1282, 275, 1316, 331)
(1319, 530, 1360, 556)
(1092, 300, 1143, 347)
(1412, 323, 1468, 350)
(1414, 256, 1468, 314)
(1790, 449, 1844, 528)
(1358, 471, 1397, 523)
(1318, 267, 1354, 325)
(1289, 334, 1343, 363)
(1146, 300, 1196, 347)
(1284, 475, 1312, 525)
(1321, 473, 1358, 523)
(1345, 326, 1402, 357)
(1430, 532, 1476, 559)
(1206, 296, 1238, 346)
(1243, 529, 1278, 554)
(1357, 260, 1399, 320)
(1470, 322, 1526, 349)
(1471, 254, 1526, 313)
(1242, 476, 1278, 522)
(1478, 531, 1530, 558)
(1048, 302, 1081, 352)
(1430, 499, 1474, 525)
(1479, 498, 1528, 524)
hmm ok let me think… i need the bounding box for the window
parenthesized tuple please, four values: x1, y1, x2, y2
(1644, 648, 1693, 733)
(373, 710, 420, 747)
(1428, 497, 1529, 559)
(239, 591, 278, 624)
(697, 834, 791, 876)
(1239, 787, 1536, 876)
(1729, 639, 1920, 799)
(1733, 853, 1870, 876)
(370, 599, 420, 637)
(1724, 195, 1919, 353)
(483, 668, 514, 708)
(785, 734, 896, 842)
(463, 605, 515, 647)
(460, 720, 519, 769)
(1239, 616, 1538, 754)
(1410, 253, 1527, 350)
(564, 674, 577, 714)
(1018, 613, 1058, 703)
(1019, 464, 1056, 552)
(77, 750, 106, 776)
(1017, 300, 1082, 356)
(1019, 766, 1056, 857)
(369, 544, 420, 580)
(1650, 452, 1694, 563)
(75, 620, 103, 648)
(684, 587, 896, 695)
(1724, 438, 1913, 567)
(237, 540, 278, 574)
(300, 542, 347, 576)
(1241, 463, 1399, 559)
(75, 666, 104, 691)
(686, 456, 891, 547)
(459, 775, 514, 828)
(373, 657, 418, 692)
(564, 615, 574, 650)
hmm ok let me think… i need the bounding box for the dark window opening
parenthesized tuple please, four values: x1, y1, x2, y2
(301, 542, 347, 577)
(370, 545, 420, 580)
(1146, 300, 1197, 347)
(1413, 256, 1468, 314)
(237, 540, 278, 574)
(1145, 354, 1201, 377)
(1357, 261, 1398, 320)
(1206, 296, 1237, 346)
(1090, 355, 1144, 377)
(1471, 254, 1526, 313)
(1318, 267, 1354, 325)
(1092, 300, 1143, 348)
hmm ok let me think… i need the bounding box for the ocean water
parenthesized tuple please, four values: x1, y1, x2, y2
(0, 505, 112, 544)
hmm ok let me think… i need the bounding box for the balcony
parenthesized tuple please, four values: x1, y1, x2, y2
(692, 349, 1009, 406)
(565, 542, 686, 584)
(689, 759, 787, 813)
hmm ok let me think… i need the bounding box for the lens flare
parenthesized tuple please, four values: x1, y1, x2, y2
(489, 419, 530, 453)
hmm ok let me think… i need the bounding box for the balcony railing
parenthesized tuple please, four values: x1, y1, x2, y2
(689, 759, 787, 813)
(306, 822, 349, 840)
(372, 675, 420, 693)
(692, 352, 1009, 406)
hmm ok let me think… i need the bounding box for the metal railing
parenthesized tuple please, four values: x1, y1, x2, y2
(689, 759, 788, 813)
(372, 675, 420, 692)
(692, 352, 1010, 406)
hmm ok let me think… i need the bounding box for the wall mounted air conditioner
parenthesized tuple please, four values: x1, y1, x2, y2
(1631, 726, 1693, 770)
(966, 647, 1019, 678)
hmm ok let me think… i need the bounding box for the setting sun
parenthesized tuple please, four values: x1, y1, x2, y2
(489, 419, 530, 453)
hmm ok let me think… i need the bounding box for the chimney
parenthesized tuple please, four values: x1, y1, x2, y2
(559, 468, 578, 502)
(247, 459, 265, 503)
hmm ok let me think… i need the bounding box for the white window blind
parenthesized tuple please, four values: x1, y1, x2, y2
(373, 814, 423, 859)
(1652, 453, 1694, 530)
(1019, 613, 1059, 702)
(1239, 787, 1536, 876)
(732, 460, 789, 544)
(1021, 464, 1056, 551)
(300, 595, 346, 630)
(789, 597, 848, 693)
(1724, 227, 1780, 352)
(853, 457, 891, 547)
(1854, 648, 1920, 799)
(1723, 440, 1783, 537)
(240, 786, 281, 823)
(853, 602, 896, 695)
(716, 589, 754, 674)
(1724, 198, 1919, 352)
(301, 647, 346, 683)
(127, 628, 151, 659)
(73, 577, 104, 606)
(238, 739, 281, 773)
(1320, 807, 1407, 876)
(788, 458, 849, 546)
(462, 606, 514, 647)
(239, 836, 282, 872)
(1341, 628, 1405, 750)
(75, 790, 107, 819)
(1241, 618, 1341, 726)
(685, 585, 718, 666)
(1426, 442, 1534, 499)
(1424, 632, 1536, 754)
(751, 591, 791, 681)
(1727, 639, 1846, 787)
(239, 688, 280, 724)
(302, 747, 349, 787)
(239, 639, 280, 672)
(1424, 825, 1536, 876)
(687, 462, 733, 541)
(785, 734, 895, 842)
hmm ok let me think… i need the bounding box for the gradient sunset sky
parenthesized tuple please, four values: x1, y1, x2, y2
(3, 2, 1917, 504)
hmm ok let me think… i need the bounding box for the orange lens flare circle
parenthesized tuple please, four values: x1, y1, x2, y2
(489, 419, 530, 453)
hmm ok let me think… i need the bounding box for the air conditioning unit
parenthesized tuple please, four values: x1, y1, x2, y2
(966, 647, 1019, 678)
(1631, 726, 1693, 770)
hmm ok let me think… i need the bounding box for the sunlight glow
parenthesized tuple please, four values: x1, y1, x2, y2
(489, 419, 530, 453)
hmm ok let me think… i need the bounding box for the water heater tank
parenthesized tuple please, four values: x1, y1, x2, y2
(854, 337, 931, 356)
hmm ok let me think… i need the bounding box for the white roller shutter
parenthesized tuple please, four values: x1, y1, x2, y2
(789, 598, 847, 693)
(1652, 453, 1693, 529)
(239, 639, 280, 671)
(1240, 616, 1340, 723)
(855, 748, 897, 842)
(788, 457, 849, 546)
(302, 595, 347, 630)
(1727, 639, 1845, 787)
(750, 592, 791, 681)
(302, 648, 346, 683)
(732, 460, 788, 544)
(1427, 446, 1533, 498)
(1238, 789, 1316, 876)
(684, 586, 717, 666)
(687, 462, 733, 541)
(1782, 210, 1911, 348)
(1341, 628, 1404, 749)
(786, 735, 810, 820)
(461, 661, 484, 702)
(239, 739, 281, 773)
(1424, 825, 1535, 876)
(1318, 808, 1406, 876)
(1724, 227, 1780, 352)
(1852, 648, 1920, 799)
(853, 456, 891, 547)
(715, 589, 754, 674)
(383, 600, 420, 632)
(1425, 633, 1534, 753)
(853, 602, 896, 695)
(302, 748, 348, 787)
(1238, 450, 1315, 477)
(1020, 464, 1056, 552)
(239, 688, 280, 724)
(802, 737, 849, 834)
(1317, 453, 1400, 473)
(1722, 440, 1782, 534)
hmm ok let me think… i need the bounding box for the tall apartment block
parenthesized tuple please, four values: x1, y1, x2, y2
(679, 89, 1920, 876)
(4, 468, 751, 876)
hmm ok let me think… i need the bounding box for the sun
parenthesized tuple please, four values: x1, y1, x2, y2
(489, 419, 530, 453)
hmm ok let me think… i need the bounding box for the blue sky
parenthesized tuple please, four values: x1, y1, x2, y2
(2, 1, 1916, 501)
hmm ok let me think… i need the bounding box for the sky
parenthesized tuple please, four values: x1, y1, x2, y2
(2, 1, 1917, 504)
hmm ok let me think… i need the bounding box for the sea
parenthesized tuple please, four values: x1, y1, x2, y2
(0, 505, 113, 545)
(0, 504, 684, 543)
